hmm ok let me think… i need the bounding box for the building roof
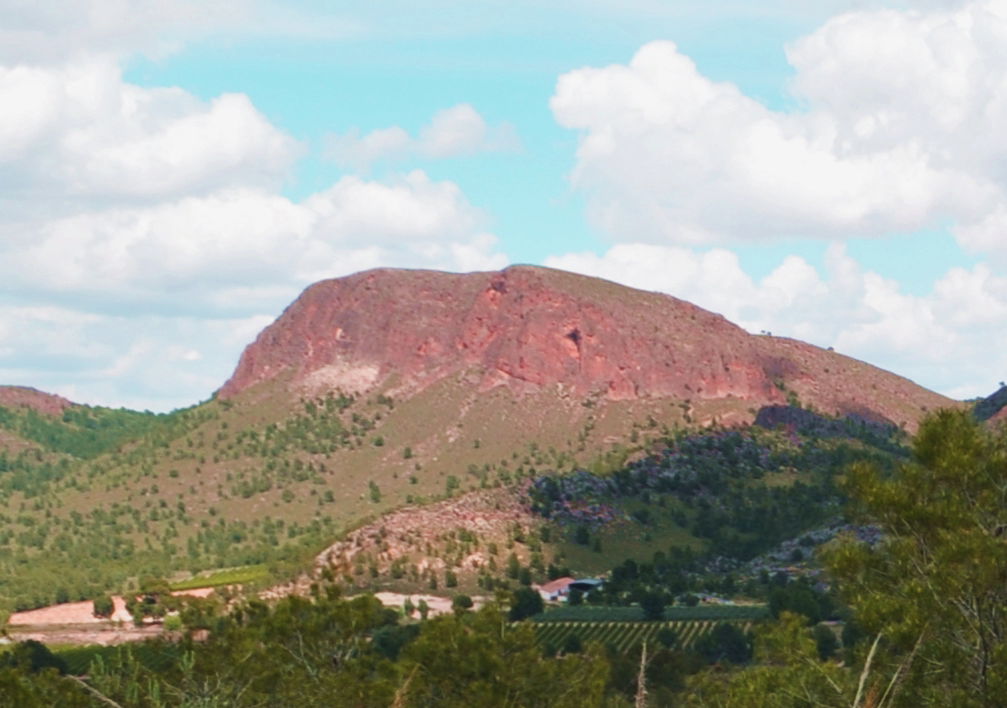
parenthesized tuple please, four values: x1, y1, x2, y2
(538, 577, 576, 595)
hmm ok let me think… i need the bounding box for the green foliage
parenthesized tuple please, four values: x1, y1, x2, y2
(169, 565, 269, 591)
(640, 591, 667, 622)
(400, 605, 608, 707)
(509, 587, 544, 621)
(0, 640, 68, 675)
(693, 622, 752, 664)
(537, 604, 769, 623)
(813, 623, 839, 661)
(91, 594, 114, 618)
(0, 404, 172, 459)
(827, 409, 1007, 705)
(657, 626, 679, 649)
(684, 613, 855, 707)
(768, 577, 835, 624)
(451, 594, 473, 615)
(5, 595, 612, 707)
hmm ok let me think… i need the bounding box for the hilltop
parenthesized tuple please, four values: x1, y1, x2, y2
(220, 265, 951, 429)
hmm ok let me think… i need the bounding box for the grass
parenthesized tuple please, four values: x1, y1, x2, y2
(555, 498, 705, 576)
(169, 564, 269, 591)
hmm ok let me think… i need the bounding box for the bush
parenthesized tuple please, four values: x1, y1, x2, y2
(92, 594, 114, 618)
(0, 640, 68, 674)
(640, 592, 666, 622)
(509, 587, 544, 622)
(694, 623, 752, 664)
(657, 627, 678, 649)
(813, 623, 839, 661)
(452, 595, 474, 615)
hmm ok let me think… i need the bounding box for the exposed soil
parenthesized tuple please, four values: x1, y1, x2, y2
(316, 487, 538, 582)
(4, 588, 218, 646)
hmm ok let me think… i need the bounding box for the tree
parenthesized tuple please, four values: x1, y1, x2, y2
(0, 640, 68, 675)
(451, 594, 473, 616)
(639, 591, 666, 622)
(657, 627, 678, 649)
(400, 605, 607, 707)
(694, 623, 752, 665)
(685, 613, 854, 706)
(92, 594, 114, 618)
(509, 587, 544, 621)
(562, 633, 583, 654)
(829, 409, 1007, 706)
(812, 624, 839, 662)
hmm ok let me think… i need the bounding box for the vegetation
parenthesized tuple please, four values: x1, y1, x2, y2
(3, 407, 1007, 705)
(168, 565, 269, 591)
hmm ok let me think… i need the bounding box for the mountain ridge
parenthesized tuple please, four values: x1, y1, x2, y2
(218, 265, 954, 430)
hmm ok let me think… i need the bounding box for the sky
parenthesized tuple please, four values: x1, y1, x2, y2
(2, 0, 1006, 411)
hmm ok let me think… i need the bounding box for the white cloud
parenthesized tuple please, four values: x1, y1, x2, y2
(0, 0, 359, 64)
(2, 171, 505, 316)
(0, 306, 277, 411)
(325, 104, 519, 170)
(0, 55, 508, 409)
(546, 242, 1007, 399)
(551, 1, 1007, 261)
(0, 59, 299, 209)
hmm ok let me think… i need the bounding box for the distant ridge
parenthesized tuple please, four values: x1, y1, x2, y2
(0, 385, 72, 416)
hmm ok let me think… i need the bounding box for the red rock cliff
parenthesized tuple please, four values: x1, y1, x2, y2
(218, 265, 954, 425)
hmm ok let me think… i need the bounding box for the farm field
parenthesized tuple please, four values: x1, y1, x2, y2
(535, 604, 770, 623)
(534, 619, 755, 653)
(168, 564, 269, 591)
(531, 604, 769, 654)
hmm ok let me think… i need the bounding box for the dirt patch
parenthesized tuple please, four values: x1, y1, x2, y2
(7, 625, 163, 647)
(7, 588, 217, 628)
(316, 487, 537, 582)
(8, 596, 132, 626)
(372, 592, 464, 618)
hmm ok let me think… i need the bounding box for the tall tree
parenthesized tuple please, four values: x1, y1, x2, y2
(829, 409, 1007, 706)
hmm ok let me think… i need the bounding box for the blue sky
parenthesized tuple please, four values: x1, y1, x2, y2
(0, 0, 1004, 410)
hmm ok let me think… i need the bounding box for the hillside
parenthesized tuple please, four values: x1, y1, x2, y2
(0, 265, 960, 613)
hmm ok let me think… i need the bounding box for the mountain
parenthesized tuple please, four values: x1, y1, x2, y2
(220, 265, 952, 429)
(0, 265, 960, 613)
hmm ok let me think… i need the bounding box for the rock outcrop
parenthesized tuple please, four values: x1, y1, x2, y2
(219, 265, 955, 428)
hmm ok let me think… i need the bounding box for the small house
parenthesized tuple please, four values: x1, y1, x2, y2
(537, 577, 576, 602)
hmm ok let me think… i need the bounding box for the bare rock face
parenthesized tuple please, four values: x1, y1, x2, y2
(218, 265, 954, 427)
(0, 386, 72, 416)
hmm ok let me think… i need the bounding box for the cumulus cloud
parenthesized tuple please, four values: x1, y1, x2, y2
(3, 172, 505, 314)
(0, 306, 275, 411)
(551, 1, 1007, 261)
(325, 104, 519, 170)
(546, 242, 1007, 399)
(0, 55, 507, 409)
(0, 59, 299, 210)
